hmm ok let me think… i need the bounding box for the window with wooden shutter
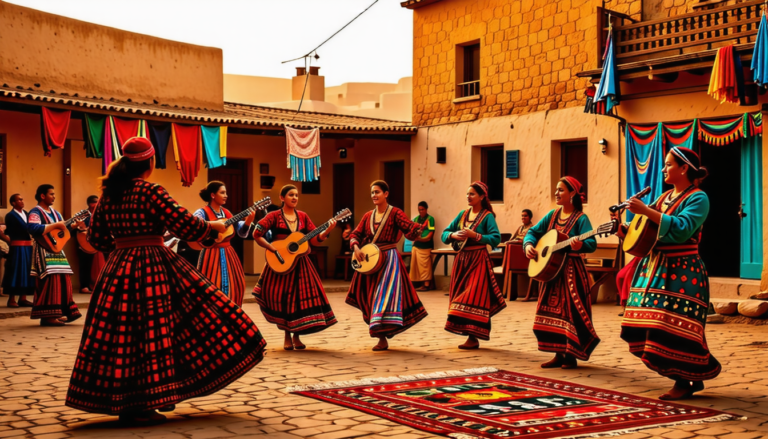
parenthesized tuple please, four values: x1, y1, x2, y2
(506, 150, 519, 179)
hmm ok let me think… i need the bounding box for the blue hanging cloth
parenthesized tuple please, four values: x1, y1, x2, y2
(595, 29, 621, 113)
(626, 123, 664, 220)
(201, 125, 226, 169)
(753, 14, 768, 88)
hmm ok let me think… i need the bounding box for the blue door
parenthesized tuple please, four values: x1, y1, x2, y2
(740, 135, 763, 279)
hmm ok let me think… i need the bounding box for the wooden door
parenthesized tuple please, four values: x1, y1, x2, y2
(384, 161, 405, 210)
(208, 159, 248, 262)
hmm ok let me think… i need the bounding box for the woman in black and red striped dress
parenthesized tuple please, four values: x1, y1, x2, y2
(66, 137, 267, 425)
(347, 180, 428, 351)
(252, 184, 337, 350)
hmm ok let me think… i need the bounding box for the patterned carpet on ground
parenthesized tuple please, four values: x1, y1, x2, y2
(288, 367, 743, 439)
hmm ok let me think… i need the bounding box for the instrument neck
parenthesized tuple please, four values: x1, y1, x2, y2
(225, 205, 254, 226)
(551, 228, 598, 252)
(299, 219, 329, 245)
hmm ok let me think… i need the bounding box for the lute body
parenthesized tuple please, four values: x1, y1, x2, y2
(188, 197, 271, 251)
(351, 243, 384, 274)
(622, 214, 658, 257)
(34, 209, 90, 254)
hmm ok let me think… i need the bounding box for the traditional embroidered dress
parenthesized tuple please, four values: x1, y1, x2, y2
(2, 209, 35, 299)
(193, 206, 248, 306)
(511, 224, 532, 242)
(442, 209, 506, 340)
(523, 209, 600, 360)
(409, 214, 435, 282)
(621, 188, 721, 382)
(346, 206, 428, 338)
(252, 210, 337, 334)
(66, 180, 267, 414)
(27, 206, 81, 322)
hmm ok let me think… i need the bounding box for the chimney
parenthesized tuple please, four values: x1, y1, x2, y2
(292, 66, 325, 102)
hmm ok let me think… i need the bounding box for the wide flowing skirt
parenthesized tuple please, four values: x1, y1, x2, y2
(2, 246, 35, 296)
(31, 274, 81, 321)
(621, 252, 721, 382)
(445, 247, 506, 340)
(617, 257, 641, 303)
(253, 256, 337, 335)
(346, 248, 428, 338)
(66, 245, 266, 415)
(198, 246, 246, 306)
(533, 255, 600, 360)
(409, 247, 433, 282)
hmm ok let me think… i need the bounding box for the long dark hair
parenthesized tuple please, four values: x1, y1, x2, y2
(99, 157, 153, 201)
(559, 177, 584, 212)
(199, 181, 225, 203)
(670, 148, 709, 186)
(280, 184, 298, 207)
(470, 182, 495, 217)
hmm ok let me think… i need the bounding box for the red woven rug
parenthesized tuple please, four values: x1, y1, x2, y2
(289, 367, 743, 439)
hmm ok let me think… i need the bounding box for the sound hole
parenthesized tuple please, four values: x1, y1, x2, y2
(634, 220, 641, 231)
(541, 247, 549, 258)
(287, 242, 300, 253)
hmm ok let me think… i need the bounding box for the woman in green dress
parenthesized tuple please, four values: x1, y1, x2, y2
(524, 176, 599, 369)
(442, 181, 506, 349)
(618, 147, 720, 400)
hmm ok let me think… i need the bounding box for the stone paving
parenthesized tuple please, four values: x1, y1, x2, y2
(1, 290, 768, 439)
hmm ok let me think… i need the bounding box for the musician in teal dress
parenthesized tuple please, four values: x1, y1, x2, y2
(524, 176, 600, 369)
(442, 181, 505, 349)
(617, 147, 720, 401)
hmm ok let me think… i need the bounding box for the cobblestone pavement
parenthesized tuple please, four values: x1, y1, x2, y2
(1, 291, 767, 439)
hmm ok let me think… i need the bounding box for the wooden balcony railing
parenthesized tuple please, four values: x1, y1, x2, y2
(597, 0, 763, 68)
(457, 80, 480, 98)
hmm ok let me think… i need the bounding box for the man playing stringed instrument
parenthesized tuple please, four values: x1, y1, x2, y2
(616, 147, 720, 401)
(27, 184, 83, 326)
(193, 181, 256, 306)
(523, 176, 600, 369)
(252, 184, 337, 351)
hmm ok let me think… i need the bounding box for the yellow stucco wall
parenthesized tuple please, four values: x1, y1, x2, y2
(0, 2, 224, 110)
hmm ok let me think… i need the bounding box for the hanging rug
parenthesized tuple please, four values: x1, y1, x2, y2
(288, 367, 744, 439)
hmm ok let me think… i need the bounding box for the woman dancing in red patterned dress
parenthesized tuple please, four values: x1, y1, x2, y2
(347, 180, 428, 351)
(252, 184, 337, 350)
(66, 137, 267, 425)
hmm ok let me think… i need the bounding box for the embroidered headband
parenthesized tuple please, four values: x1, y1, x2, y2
(561, 176, 586, 202)
(670, 147, 700, 171)
(471, 181, 490, 195)
(122, 137, 155, 162)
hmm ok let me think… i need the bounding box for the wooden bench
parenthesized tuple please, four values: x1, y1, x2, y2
(583, 242, 624, 304)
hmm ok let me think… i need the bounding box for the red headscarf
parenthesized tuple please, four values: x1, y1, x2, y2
(470, 181, 495, 216)
(122, 137, 155, 162)
(561, 176, 586, 202)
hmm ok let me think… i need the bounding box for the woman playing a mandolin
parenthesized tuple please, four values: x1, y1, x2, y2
(252, 184, 337, 351)
(615, 147, 719, 401)
(442, 181, 505, 350)
(194, 181, 256, 306)
(523, 176, 600, 369)
(347, 180, 429, 351)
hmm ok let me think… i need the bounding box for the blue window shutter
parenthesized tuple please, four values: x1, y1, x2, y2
(506, 150, 519, 178)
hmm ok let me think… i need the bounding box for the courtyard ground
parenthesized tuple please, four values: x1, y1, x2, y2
(1, 288, 767, 439)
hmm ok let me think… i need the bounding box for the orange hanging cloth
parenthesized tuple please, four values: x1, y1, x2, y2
(708, 45, 742, 104)
(171, 123, 202, 187)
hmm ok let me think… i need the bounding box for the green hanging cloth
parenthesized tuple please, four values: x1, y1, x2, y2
(82, 114, 106, 158)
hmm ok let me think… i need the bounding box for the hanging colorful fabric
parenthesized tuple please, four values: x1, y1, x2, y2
(594, 28, 620, 113)
(626, 123, 665, 220)
(699, 115, 746, 146)
(82, 114, 105, 159)
(748, 112, 763, 137)
(708, 45, 745, 104)
(662, 120, 697, 152)
(752, 14, 768, 88)
(171, 123, 202, 187)
(201, 125, 227, 169)
(285, 126, 321, 182)
(40, 107, 71, 156)
(147, 122, 172, 169)
(102, 116, 115, 174)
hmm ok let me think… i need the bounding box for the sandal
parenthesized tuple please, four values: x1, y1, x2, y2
(541, 354, 564, 369)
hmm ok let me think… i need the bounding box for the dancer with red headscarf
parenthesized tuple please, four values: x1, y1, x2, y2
(617, 147, 720, 400)
(441, 181, 506, 349)
(523, 176, 600, 369)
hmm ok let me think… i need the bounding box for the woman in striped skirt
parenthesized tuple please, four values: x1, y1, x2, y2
(194, 181, 255, 306)
(347, 180, 428, 351)
(253, 184, 337, 350)
(442, 181, 506, 349)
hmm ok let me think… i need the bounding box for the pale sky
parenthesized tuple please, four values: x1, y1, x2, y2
(6, 0, 414, 87)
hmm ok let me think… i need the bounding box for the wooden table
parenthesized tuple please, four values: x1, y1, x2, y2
(431, 247, 503, 276)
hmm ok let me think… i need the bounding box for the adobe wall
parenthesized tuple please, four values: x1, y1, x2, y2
(0, 2, 223, 110)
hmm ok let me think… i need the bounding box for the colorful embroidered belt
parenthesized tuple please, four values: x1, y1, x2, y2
(115, 236, 164, 249)
(10, 240, 32, 247)
(211, 241, 231, 248)
(655, 244, 699, 257)
(377, 244, 398, 251)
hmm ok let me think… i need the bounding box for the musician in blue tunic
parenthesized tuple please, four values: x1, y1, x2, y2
(0, 194, 35, 308)
(27, 184, 83, 326)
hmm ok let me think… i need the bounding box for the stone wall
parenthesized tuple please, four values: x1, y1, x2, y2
(411, 0, 602, 126)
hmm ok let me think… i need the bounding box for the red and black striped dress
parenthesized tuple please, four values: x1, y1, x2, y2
(66, 179, 267, 415)
(346, 206, 428, 338)
(252, 209, 337, 334)
(194, 206, 246, 306)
